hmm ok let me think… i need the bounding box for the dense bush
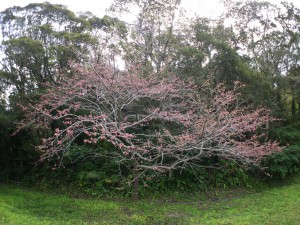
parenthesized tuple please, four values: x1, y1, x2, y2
(260, 124, 300, 180)
(270, 124, 300, 145)
(0, 103, 40, 182)
(22, 151, 252, 197)
(262, 145, 300, 180)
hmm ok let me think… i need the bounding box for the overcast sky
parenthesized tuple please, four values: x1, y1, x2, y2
(1, 0, 300, 19)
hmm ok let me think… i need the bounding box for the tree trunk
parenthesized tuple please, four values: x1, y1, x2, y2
(169, 168, 174, 179)
(133, 161, 139, 200)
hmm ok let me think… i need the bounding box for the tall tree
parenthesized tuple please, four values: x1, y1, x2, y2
(78, 12, 128, 67)
(172, 17, 245, 87)
(109, 0, 181, 72)
(224, 0, 300, 118)
(0, 2, 97, 98)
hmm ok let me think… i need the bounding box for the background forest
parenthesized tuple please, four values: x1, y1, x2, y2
(0, 0, 300, 198)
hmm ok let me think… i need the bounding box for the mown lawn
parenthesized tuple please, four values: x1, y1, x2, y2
(0, 178, 299, 224)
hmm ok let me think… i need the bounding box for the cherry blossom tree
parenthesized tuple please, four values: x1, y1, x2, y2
(17, 63, 282, 198)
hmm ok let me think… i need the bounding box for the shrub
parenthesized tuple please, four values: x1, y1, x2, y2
(262, 145, 300, 180)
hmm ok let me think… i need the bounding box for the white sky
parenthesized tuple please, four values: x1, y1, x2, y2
(0, 0, 300, 19)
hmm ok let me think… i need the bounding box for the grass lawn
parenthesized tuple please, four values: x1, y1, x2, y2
(0, 177, 299, 224)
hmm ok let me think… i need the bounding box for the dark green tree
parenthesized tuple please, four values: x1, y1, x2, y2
(0, 2, 97, 98)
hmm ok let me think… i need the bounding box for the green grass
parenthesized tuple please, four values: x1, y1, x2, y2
(0, 178, 299, 224)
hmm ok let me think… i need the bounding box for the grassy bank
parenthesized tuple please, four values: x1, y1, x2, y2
(0, 178, 299, 224)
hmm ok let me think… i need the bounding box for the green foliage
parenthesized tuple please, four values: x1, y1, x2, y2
(262, 145, 300, 180)
(22, 145, 132, 197)
(205, 160, 251, 189)
(237, 61, 281, 111)
(118, 159, 251, 196)
(270, 123, 300, 145)
(19, 146, 253, 197)
(261, 124, 300, 181)
(0, 2, 101, 97)
(0, 103, 40, 182)
(0, 106, 13, 181)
